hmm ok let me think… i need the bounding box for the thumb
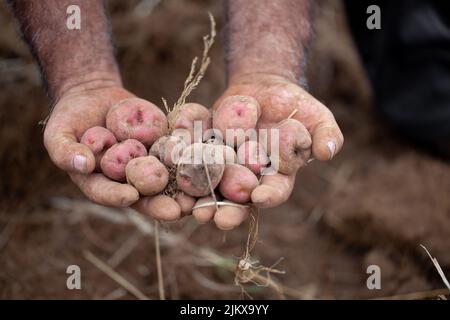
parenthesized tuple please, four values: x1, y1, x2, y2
(44, 126, 96, 174)
(308, 113, 344, 161)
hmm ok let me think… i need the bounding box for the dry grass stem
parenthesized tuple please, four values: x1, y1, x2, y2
(83, 250, 150, 300)
(53, 198, 310, 299)
(420, 244, 450, 291)
(374, 288, 450, 300)
(164, 13, 216, 130)
(107, 232, 141, 268)
(154, 220, 166, 300)
(192, 201, 249, 210)
(234, 209, 286, 299)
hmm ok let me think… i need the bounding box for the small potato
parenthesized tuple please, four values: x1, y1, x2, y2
(176, 143, 225, 197)
(214, 203, 250, 231)
(216, 144, 237, 165)
(266, 119, 312, 175)
(237, 140, 270, 175)
(192, 196, 216, 224)
(149, 135, 187, 166)
(100, 139, 147, 181)
(173, 103, 212, 143)
(218, 164, 259, 203)
(205, 139, 237, 164)
(106, 97, 168, 146)
(175, 192, 196, 216)
(125, 156, 169, 196)
(213, 95, 260, 147)
(148, 136, 169, 160)
(171, 128, 193, 146)
(140, 195, 181, 221)
(80, 126, 117, 170)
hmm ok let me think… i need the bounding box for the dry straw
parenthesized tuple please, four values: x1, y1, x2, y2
(163, 12, 216, 131)
(420, 244, 450, 291)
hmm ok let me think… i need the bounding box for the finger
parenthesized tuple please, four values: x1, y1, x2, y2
(214, 204, 250, 231)
(291, 94, 343, 161)
(263, 119, 312, 175)
(132, 195, 181, 221)
(251, 173, 295, 208)
(236, 140, 270, 175)
(306, 109, 344, 161)
(218, 164, 259, 204)
(44, 125, 96, 174)
(70, 172, 139, 207)
(173, 103, 212, 143)
(257, 84, 343, 161)
(212, 95, 260, 147)
(192, 196, 216, 224)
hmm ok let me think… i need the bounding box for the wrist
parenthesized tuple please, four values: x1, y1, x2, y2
(228, 61, 302, 86)
(228, 69, 297, 87)
(51, 71, 123, 102)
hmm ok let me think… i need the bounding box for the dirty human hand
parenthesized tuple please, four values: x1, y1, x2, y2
(200, 0, 343, 230)
(10, 0, 178, 219)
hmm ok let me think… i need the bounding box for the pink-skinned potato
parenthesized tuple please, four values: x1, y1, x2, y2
(176, 143, 225, 197)
(218, 144, 237, 165)
(125, 156, 169, 196)
(212, 95, 260, 147)
(80, 126, 117, 170)
(100, 139, 147, 181)
(203, 138, 237, 164)
(264, 118, 312, 175)
(175, 192, 196, 216)
(218, 164, 259, 203)
(172, 103, 212, 143)
(139, 195, 181, 221)
(237, 140, 270, 175)
(149, 135, 187, 166)
(106, 97, 168, 146)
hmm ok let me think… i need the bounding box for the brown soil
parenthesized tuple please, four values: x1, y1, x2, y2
(0, 0, 448, 299)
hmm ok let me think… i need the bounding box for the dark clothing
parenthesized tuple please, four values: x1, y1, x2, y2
(344, 0, 450, 155)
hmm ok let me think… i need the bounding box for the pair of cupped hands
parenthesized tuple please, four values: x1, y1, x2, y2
(44, 73, 343, 230)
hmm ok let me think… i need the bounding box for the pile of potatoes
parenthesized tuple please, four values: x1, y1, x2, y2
(80, 96, 311, 229)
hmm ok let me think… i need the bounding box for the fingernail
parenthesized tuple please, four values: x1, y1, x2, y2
(307, 157, 315, 164)
(253, 197, 269, 207)
(73, 155, 87, 173)
(252, 197, 264, 205)
(121, 198, 135, 207)
(327, 141, 336, 160)
(121, 192, 140, 207)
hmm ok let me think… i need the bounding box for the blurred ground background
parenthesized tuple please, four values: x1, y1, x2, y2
(0, 0, 449, 299)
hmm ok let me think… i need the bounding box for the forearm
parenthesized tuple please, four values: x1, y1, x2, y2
(9, 0, 121, 101)
(225, 0, 313, 84)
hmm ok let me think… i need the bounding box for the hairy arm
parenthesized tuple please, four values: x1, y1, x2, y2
(6, 0, 142, 210)
(207, 0, 343, 229)
(9, 0, 121, 102)
(225, 0, 314, 84)
(7, 0, 189, 221)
